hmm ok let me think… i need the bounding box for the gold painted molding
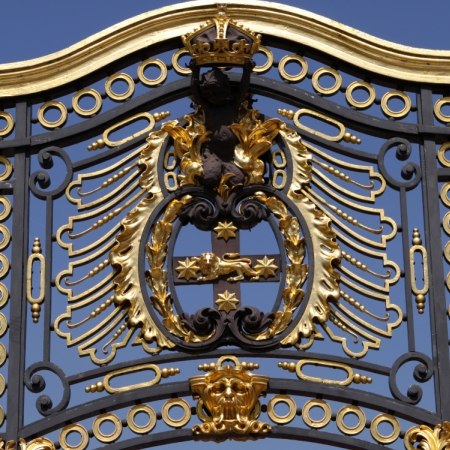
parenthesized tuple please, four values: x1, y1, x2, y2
(1, 0, 450, 97)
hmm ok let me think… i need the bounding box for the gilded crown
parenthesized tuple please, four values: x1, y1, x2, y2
(182, 6, 261, 66)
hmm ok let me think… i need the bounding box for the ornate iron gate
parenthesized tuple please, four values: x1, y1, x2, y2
(0, 1, 449, 449)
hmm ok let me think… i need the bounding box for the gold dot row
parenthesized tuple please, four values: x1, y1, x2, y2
(37, 58, 168, 129)
(59, 398, 191, 450)
(278, 54, 412, 118)
(267, 395, 400, 444)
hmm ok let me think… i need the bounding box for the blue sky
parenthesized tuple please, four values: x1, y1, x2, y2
(1, 0, 449, 64)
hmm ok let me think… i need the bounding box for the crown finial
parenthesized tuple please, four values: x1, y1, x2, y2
(182, 7, 261, 67)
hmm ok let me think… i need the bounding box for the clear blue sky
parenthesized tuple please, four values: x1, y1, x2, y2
(2, 1, 446, 450)
(0, 0, 448, 64)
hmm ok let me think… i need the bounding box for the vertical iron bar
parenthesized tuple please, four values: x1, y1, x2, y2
(418, 88, 450, 419)
(43, 197, 53, 362)
(399, 187, 415, 351)
(6, 101, 30, 439)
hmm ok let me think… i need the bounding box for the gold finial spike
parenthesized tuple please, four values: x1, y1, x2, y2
(87, 138, 106, 151)
(416, 294, 426, 314)
(352, 373, 372, 384)
(85, 381, 105, 393)
(278, 361, 296, 373)
(32, 237, 41, 254)
(161, 367, 181, 378)
(412, 228, 422, 245)
(278, 108, 295, 120)
(154, 111, 170, 122)
(343, 132, 361, 145)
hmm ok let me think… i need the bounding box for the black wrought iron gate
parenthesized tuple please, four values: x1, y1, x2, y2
(0, 2, 449, 449)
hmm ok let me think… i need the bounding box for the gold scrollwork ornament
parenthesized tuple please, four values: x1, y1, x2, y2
(405, 421, 450, 450)
(0, 438, 56, 450)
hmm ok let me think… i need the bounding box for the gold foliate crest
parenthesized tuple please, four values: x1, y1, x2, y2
(189, 355, 271, 437)
(182, 6, 261, 66)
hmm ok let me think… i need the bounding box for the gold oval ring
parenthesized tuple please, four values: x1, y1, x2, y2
(0, 156, 13, 181)
(434, 97, 450, 123)
(59, 424, 89, 450)
(312, 68, 342, 95)
(93, 413, 123, 443)
(127, 404, 157, 434)
(0, 224, 10, 251)
(279, 55, 308, 82)
(438, 143, 450, 167)
(105, 73, 135, 101)
(302, 399, 332, 428)
(172, 49, 192, 75)
(370, 413, 400, 444)
(440, 183, 450, 207)
(138, 58, 168, 86)
(443, 212, 450, 235)
(267, 395, 297, 424)
(336, 405, 366, 435)
(0, 198, 11, 221)
(0, 284, 8, 309)
(381, 90, 411, 119)
(161, 398, 191, 428)
(0, 112, 14, 137)
(0, 256, 9, 279)
(345, 81, 376, 109)
(72, 89, 102, 117)
(37, 101, 68, 129)
(253, 46, 273, 73)
(0, 343, 7, 367)
(272, 169, 287, 190)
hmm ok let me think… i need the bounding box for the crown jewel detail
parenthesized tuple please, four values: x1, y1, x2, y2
(182, 7, 261, 66)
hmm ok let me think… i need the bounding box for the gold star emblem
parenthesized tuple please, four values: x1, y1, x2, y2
(254, 256, 278, 279)
(215, 290, 239, 312)
(214, 221, 237, 241)
(175, 257, 200, 280)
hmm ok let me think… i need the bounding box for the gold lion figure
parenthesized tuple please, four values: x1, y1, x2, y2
(193, 252, 260, 282)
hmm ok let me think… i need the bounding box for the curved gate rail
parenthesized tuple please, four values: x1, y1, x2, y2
(0, 1, 449, 449)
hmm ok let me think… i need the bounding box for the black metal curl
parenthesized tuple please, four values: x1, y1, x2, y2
(231, 307, 275, 335)
(177, 187, 271, 231)
(29, 146, 73, 199)
(378, 138, 421, 190)
(24, 361, 70, 416)
(229, 195, 270, 229)
(388, 352, 433, 404)
(178, 196, 219, 230)
(181, 308, 222, 336)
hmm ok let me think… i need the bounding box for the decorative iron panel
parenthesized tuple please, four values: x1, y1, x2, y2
(0, 1, 449, 449)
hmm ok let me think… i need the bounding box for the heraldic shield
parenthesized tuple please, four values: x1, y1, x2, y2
(54, 7, 400, 362)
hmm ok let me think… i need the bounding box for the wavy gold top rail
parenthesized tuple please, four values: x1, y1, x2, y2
(1, 0, 450, 97)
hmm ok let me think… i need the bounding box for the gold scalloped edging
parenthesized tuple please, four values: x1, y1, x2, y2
(2, 0, 450, 97)
(0, 192, 11, 427)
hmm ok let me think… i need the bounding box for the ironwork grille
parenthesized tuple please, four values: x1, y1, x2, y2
(0, 2, 449, 449)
